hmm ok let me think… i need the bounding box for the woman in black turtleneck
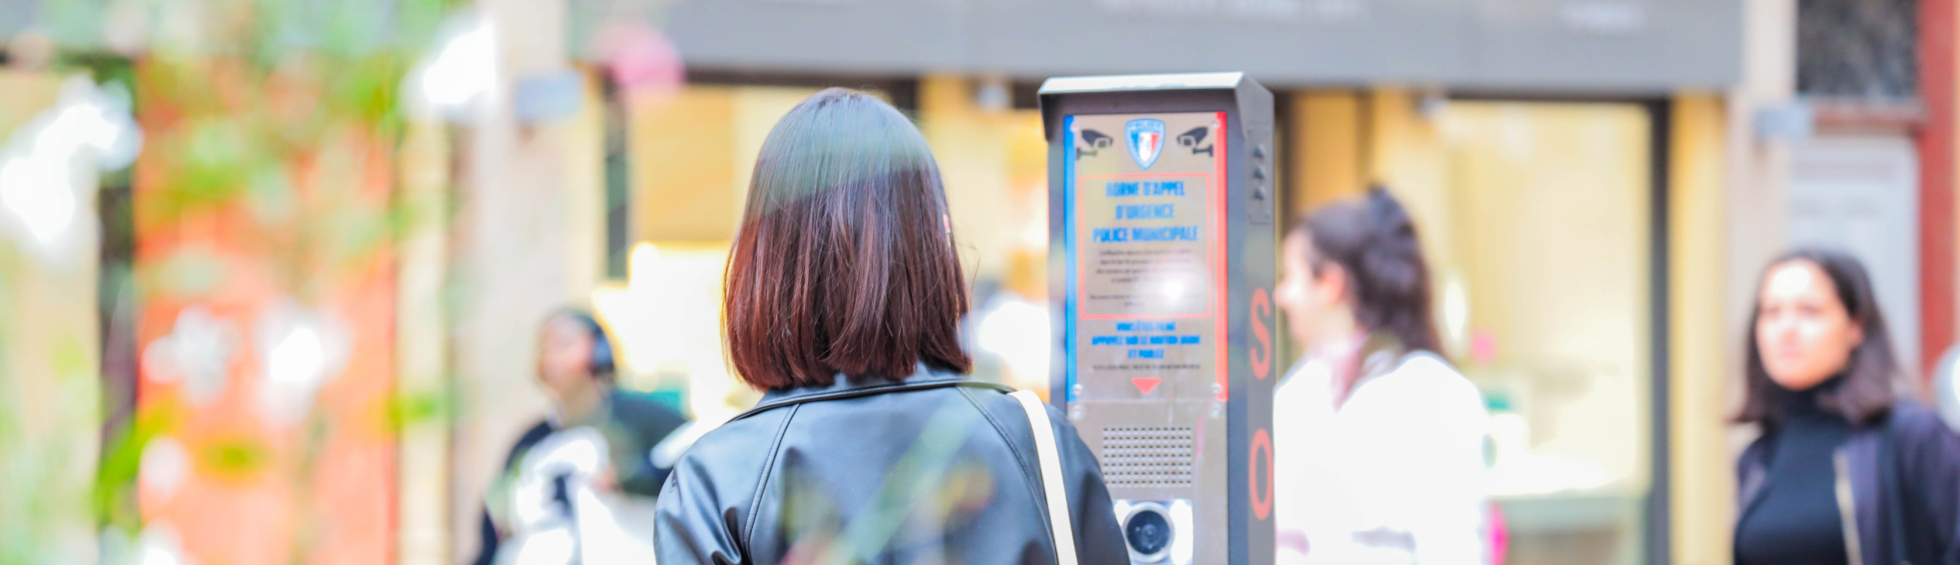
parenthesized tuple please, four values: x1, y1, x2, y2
(1734, 377, 1855, 564)
(1733, 249, 1960, 565)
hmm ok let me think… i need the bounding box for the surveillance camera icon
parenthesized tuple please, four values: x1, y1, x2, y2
(1079, 129, 1115, 159)
(1177, 127, 1213, 157)
(1175, 127, 1208, 147)
(1083, 129, 1115, 149)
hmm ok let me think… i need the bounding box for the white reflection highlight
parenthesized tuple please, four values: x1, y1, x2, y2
(570, 483, 658, 564)
(267, 328, 325, 389)
(0, 154, 75, 246)
(141, 305, 239, 406)
(973, 294, 1050, 386)
(136, 524, 188, 565)
(139, 437, 190, 502)
(1441, 275, 1470, 354)
(1160, 278, 1187, 303)
(507, 527, 574, 565)
(253, 300, 351, 426)
(405, 11, 499, 121)
(1170, 499, 1194, 565)
(0, 77, 140, 259)
(628, 242, 660, 295)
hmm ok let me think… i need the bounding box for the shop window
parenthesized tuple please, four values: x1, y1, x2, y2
(1438, 101, 1657, 565)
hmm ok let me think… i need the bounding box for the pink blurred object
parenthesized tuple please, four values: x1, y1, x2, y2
(1489, 502, 1509, 564)
(592, 21, 685, 100)
(1470, 329, 1498, 365)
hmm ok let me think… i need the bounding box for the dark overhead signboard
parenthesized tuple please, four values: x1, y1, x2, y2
(663, 0, 1741, 91)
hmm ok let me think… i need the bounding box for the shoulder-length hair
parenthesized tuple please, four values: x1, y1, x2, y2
(1296, 186, 1442, 355)
(722, 88, 972, 390)
(1737, 248, 1899, 427)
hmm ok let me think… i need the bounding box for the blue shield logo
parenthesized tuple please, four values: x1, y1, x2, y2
(1126, 119, 1166, 170)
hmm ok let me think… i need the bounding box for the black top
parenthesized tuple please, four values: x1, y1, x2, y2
(1736, 377, 1855, 565)
(1735, 397, 1960, 565)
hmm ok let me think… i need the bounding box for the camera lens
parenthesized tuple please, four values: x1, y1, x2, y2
(1124, 506, 1173, 561)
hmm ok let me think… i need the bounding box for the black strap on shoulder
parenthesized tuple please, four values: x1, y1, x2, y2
(730, 380, 1016, 423)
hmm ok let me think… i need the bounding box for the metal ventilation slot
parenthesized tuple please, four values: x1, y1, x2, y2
(1101, 426, 1195, 487)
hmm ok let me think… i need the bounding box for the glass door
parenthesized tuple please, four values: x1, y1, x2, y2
(1436, 101, 1657, 565)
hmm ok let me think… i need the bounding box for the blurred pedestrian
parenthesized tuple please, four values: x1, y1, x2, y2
(654, 88, 1127, 564)
(1271, 187, 1489, 565)
(474, 309, 691, 565)
(1734, 249, 1960, 565)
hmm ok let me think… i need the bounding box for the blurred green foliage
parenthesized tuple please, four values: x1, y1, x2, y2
(387, 385, 457, 434)
(8, 1, 459, 561)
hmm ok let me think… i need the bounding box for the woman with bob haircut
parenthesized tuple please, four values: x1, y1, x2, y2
(654, 88, 1128, 565)
(1733, 248, 1960, 565)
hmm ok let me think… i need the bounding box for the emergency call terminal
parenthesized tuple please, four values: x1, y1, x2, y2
(1040, 73, 1277, 565)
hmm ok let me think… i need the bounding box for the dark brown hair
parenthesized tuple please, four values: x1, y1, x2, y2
(723, 88, 971, 390)
(1296, 186, 1441, 354)
(1737, 248, 1899, 427)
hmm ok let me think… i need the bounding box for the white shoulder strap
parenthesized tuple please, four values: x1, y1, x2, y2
(1010, 390, 1079, 565)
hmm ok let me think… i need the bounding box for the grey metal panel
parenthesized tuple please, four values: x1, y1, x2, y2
(1038, 72, 1251, 95)
(973, 0, 1476, 85)
(1463, 0, 1743, 90)
(1037, 73, 1271, 141)
(0, 0, 1740, 89)
(661, 0, 969, 74)
(1044, 74, 1277, 564)
(663, 0, 1739, 90)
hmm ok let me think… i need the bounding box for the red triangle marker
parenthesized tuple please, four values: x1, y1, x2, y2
(1132, 377, 1162, 395)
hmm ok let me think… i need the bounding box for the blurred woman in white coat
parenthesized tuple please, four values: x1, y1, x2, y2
(1272, 187, 1489, 565)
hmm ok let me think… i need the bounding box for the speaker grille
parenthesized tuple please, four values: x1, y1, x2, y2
(1100, 427, 1195, 487)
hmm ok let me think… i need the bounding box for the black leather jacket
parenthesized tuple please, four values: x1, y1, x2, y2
(654, 371, 1129, 564)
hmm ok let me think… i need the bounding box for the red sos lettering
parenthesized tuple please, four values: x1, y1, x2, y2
(1250, 288, 1273, 380)
(1250, 428, 1274, 520)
